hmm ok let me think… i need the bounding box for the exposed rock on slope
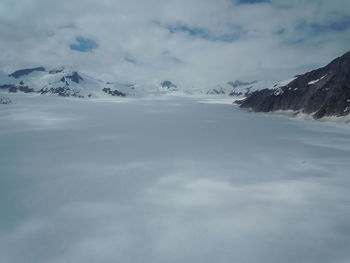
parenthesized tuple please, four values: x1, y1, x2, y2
(238, 51, 350, 119)
(9, 67, 45, 78)
(160, 81, 177, 91)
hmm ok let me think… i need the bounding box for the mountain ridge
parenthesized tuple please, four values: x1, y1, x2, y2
(0, 67, 136, 98)
(238, 51, 350, 119)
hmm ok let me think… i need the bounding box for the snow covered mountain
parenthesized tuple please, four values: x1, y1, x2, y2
(206, 80, 277, 97)
(150, 79, 279, 97)
(0, 67, 136, 98)
(159, 80, 178, 91)
(238, 50, 350, 119)
(0, 67, 283, 100)
(141, 80, 192, 96)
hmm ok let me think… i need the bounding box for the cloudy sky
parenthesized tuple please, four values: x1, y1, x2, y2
(1, 0, 350, 87)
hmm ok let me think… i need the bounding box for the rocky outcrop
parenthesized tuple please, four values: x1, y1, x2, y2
(238, 51, 350, 119)
(102, 87, 126, 97)
(0, 84, 16, 90)
(39, 86, 84, 98)
(9, 67, 45, 78)
(0, 84, 34, 93)
(207, 87, 226, 95)
(49, 68, 64, 74)
(66, 72, 83, 84)
(160, 81, 177, 91)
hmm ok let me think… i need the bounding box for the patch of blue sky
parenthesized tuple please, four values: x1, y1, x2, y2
(69, 37, 98, 52)
(167, 24, 246, 43)
(276, 28, 286, 35)
(296, 16, 350, 35)
(124, 56, 138, 64)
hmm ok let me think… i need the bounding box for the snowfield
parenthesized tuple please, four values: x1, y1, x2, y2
(1, 94, 350, 263)
(308, 74, 328, 85)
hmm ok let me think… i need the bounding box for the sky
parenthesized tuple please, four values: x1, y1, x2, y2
(0, 0, 350, 88)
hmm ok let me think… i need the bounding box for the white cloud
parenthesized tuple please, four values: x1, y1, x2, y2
(0, 0, 350, 88)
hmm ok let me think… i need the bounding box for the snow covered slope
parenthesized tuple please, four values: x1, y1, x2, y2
(206, 80, 277, 97)
(0, 67, 136, 98)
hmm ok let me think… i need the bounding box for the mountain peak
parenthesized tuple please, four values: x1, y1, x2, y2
(160, 80, 177, 91)
(66, 72, 83, 84)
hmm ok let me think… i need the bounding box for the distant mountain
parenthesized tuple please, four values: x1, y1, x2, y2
(207, 80, 275, 97)
(0, 67, 136, 98)
(238, 51, 350, 119)
(160, 80, 178, 91)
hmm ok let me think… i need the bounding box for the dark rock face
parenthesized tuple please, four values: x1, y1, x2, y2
(207, 88, 226, 95)
(49, 68, 64, 74)
(102, 88, 126, 97)
(0, 84, 16, 90)
(66, 72, 83, 83)
(228, 87, 252, 97)
(161, 81, 177, 90)
(9, 67, 46, 78)
(239, 51, 350, 119)
(39, 85, 83, 98)
(18, 86, 34, 93)
(0, 84, 34, 93)
(229, 91, 244, 96)
(8, 86, 18, 93)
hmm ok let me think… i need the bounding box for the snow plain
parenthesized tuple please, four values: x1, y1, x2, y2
(1, 94, 350, 263)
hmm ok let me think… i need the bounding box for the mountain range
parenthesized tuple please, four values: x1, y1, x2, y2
(0, 67, 136, 98)
(0, 66, 288, 99)
(1, 50, 350, 120)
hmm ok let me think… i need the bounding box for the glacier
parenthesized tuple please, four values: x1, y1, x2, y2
(0, 94, 350, 263)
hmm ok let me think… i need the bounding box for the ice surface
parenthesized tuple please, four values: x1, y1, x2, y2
(1, 94, 350, 263)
